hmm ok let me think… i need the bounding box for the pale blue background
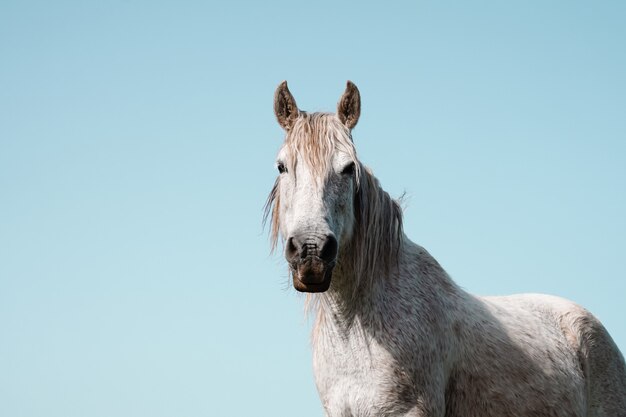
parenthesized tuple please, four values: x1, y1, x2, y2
(1, 1, 624, 416)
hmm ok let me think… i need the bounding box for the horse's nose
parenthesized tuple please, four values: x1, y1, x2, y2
(286, 233, 338, 264)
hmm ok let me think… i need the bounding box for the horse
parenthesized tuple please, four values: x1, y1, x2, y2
(265, 80, 626, 417)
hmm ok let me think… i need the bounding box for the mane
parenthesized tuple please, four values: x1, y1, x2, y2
(340, 165, 404, 294)
(264, 112, 404, 301)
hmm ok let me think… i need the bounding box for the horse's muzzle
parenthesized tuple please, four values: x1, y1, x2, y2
(291, 257, 334, 293)
(286, 233, 338, 293)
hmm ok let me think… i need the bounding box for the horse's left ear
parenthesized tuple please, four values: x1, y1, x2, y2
(337, 81, 361, 129)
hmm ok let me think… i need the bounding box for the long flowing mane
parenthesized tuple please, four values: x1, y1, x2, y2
(264, 112, 404, 298)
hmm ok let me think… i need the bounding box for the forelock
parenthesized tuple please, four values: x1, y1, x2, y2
(284, 112, 360, 183)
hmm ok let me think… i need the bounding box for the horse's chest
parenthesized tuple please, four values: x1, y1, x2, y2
(313, 339, 414, 416)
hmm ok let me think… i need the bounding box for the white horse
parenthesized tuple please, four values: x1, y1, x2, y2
(265, 81, 626, 417)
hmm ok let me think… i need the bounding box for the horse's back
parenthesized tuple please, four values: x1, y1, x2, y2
(472, 293, 626, 417)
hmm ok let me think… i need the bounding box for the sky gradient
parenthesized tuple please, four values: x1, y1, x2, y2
(1, 1, 625, 416)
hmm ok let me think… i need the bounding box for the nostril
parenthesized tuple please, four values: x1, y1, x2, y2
(286, 236, 299, 261)
(319, 234, 338, 263)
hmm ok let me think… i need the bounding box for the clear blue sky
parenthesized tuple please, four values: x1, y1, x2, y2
(1, 1, 624, 416)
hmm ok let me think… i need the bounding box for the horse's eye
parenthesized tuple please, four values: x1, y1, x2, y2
(341, 162, 356, 176)
(277, 162, 287, 174)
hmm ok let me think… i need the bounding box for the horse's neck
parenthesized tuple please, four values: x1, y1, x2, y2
(315, 245, 396, 331)
(313, 236, 458, 340)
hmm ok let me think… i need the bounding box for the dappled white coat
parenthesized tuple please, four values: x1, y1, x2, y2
(313, 237, 625, 416)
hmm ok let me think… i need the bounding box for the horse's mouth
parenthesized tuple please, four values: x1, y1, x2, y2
(291, 257, 334, 293)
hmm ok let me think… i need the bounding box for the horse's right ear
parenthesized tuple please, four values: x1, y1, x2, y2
(274, 81, 299, 130)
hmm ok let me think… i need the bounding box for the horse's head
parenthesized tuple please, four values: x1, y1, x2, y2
(267, 81, 361, 293)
